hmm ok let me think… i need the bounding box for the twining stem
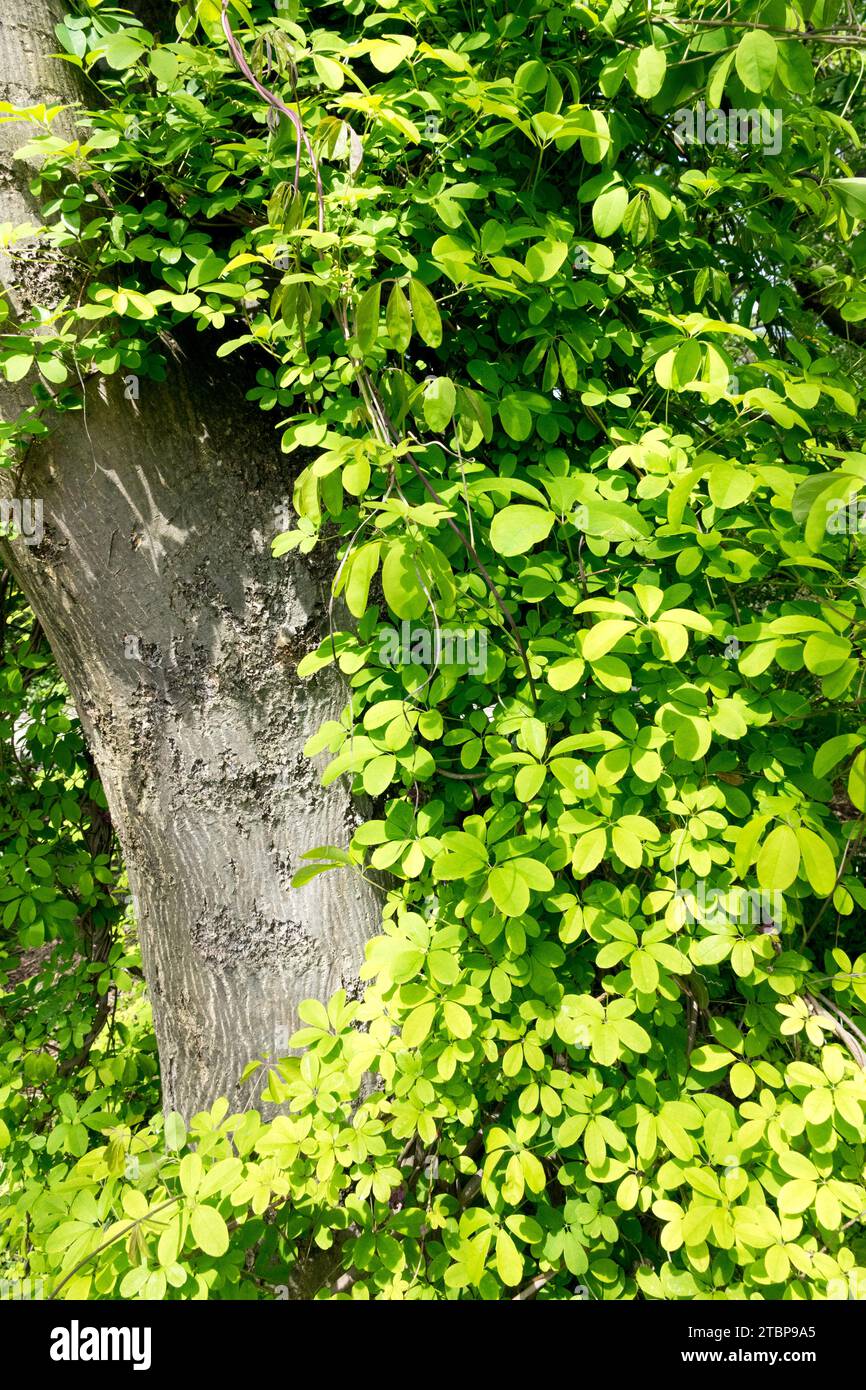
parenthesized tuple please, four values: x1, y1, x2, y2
(48, 1195, 182, 1299)
(220, 1, 324, 232)
(219, 5, 539, 705)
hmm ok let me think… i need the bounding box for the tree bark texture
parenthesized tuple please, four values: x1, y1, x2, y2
(0, 0, 379, 1118)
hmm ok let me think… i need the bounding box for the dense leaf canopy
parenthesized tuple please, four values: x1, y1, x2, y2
(2, 0, 866, 1300)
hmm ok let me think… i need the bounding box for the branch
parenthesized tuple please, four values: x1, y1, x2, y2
(804, 992, 866, 1070)
(48, 1196, 182, 1299)
(512, 1270, 556, 1300)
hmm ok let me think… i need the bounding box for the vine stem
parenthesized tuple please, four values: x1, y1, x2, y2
(804, 992, 866, 1070)
(48, 1195, 182, 1299)
(220, 1, 324, 232)
(814, 990, 866, 1057)
(802, 828, 858, 945)
(220, 5, 539, 707)
(512, 1270, 557, 1300)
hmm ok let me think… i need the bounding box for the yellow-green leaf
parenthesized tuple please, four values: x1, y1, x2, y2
(756, 824, 800, 891)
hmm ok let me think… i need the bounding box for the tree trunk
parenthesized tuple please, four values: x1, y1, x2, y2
(0, 0, 378, 1118)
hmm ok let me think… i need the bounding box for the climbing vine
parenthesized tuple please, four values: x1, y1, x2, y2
(2, 0, 866, 1300)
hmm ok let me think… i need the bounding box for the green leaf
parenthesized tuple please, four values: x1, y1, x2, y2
(731, 940, 753, 978)
(506, 1213, 544, 1244)
(796, 827, 836, 896)
(355, 282, 381, 352)
(423, 376, 456, 432)
(592, 185, 629, 237)
(366, 37, 416, 73)
(514, 763, 546, 802)
(179, 1152, 202, 1197)
(190, 1204, 230, 1257)
(443, 1000, 472, 1038)
(298, 998, 331, 1030)
(4, 355, 34, 382)
(617, 1172, 640, 1210)
(756, 824, 800, 891)
(735, 30, 778, 93)
(572, 827, 607, 875)
(381, 540, 428, 620)
(490, 504, 554, 556)
(428, 950, 459, 986)
(580, 499, 650, 541)
(409, 279, 443, 347)
(525, 238, 569, 283)
(363, 754, 397, 796)
(547, 658, 585, 691)
(434, 833, 489, 880)
(627, 46, 667, 99)
(582, 618, 635, 662)
(708, 463, 754, 510)
(777, 1178, 816, 1216)
(499, 395, 533, 442)
(829, 179, 866, 221)
(37, 356, 68, 385)
(630, 949, 659, 993)
(164, 1112, 186, 1151)
(402, 1001, 436, 1047)
(313, 55, 345, 91)
(386, 283, 412, 352)
(848, 750, 866, 812)
(101, 32, 147, 70)
(149, 49, 179, 84)
(578, 110, 610, 163)
(816, 1185, 841, 1230)
(777, 40, 814, 95)
(342, 542, 380, 619)
(813, 734, 862, 779)
(489, 863, 530, 917)
(707, 50, 736, 107)
(803, 632, 851, 676)
(803, 1088, 833, 1125)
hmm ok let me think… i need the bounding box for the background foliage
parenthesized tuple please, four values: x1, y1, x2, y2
(2, 0, 866, 1299)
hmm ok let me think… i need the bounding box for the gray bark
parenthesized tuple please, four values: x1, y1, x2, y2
(0, 0, 379, 1118)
